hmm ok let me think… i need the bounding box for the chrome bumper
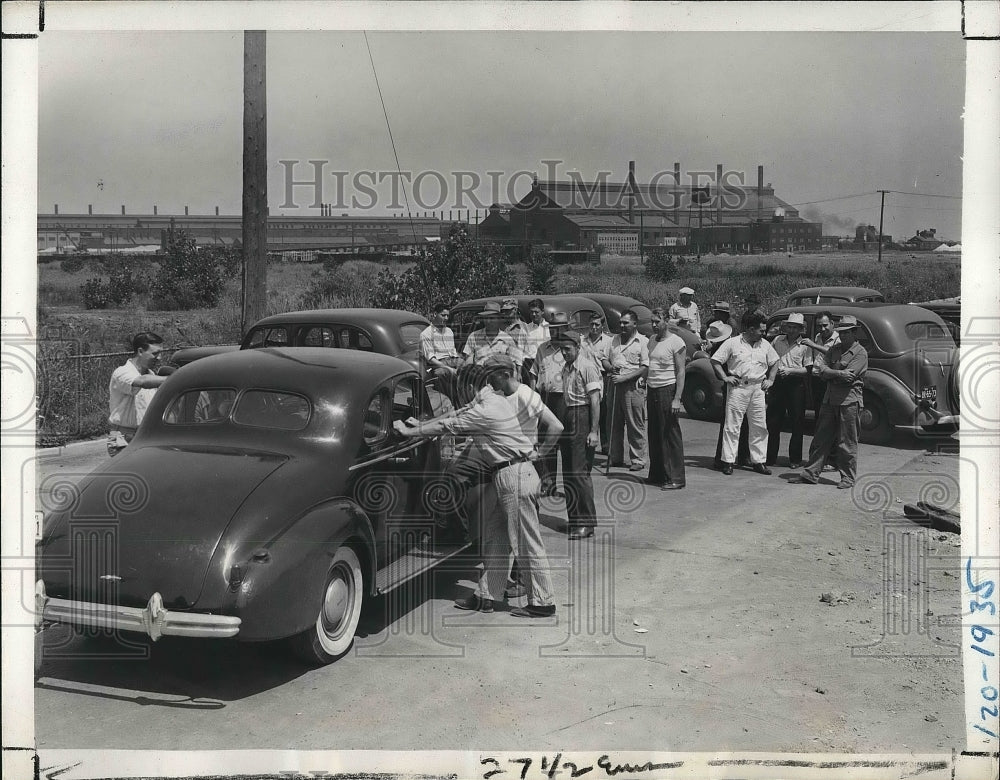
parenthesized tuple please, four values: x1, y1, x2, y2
(35, 580, 240, 640)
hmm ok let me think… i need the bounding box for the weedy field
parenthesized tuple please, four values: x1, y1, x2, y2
(36, 249, 958, 443)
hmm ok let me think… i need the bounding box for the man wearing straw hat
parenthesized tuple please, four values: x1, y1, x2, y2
(706, 321, 751, 470)
(795, 314, 869, 488)
(669, 286, 701, 335)
(765, 311, 813, 468)
(462, 300, 523, 368)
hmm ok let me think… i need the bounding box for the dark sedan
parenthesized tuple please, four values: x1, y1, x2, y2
(36, 348, 467, 665)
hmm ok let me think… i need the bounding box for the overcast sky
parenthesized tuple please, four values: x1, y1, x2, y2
(39, 31, 964, 239)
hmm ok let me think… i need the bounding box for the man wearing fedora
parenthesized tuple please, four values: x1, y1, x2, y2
(529, 311, 573, 494)
(765, 312, 813, 468)
(462, 300, 524, 369)
(669, 286, 701, 335)
(707, 321, 753, 470)
(795, 314, 869, 488)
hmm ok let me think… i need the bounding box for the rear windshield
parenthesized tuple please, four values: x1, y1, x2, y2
(233, 390, 311, 430)
(399, 322, 426, 350)
(905, 321, 950, 341)
(163, 389, 238, 425)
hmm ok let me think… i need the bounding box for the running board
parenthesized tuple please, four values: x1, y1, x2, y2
(374, 542, 470, 595)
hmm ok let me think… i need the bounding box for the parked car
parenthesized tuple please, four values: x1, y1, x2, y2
(36, 348, 467, 665)
(559, 292, 701, 357)
(169, 308, 431, 373)
(910, 296, 960, 344)
(681, 304, 958, 444)
(785, 287, 885, 307)
(449, 295, 603, 351)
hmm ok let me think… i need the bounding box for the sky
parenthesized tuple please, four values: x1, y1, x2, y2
(38, 30, 965, 240)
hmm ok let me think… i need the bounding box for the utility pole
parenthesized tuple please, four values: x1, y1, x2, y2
(876, 189, 888, 263)
(241, 30, 267, 336)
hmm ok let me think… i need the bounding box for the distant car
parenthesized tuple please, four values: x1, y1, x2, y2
(36, 348, 467, 665)
(910, 296, 960, 344)
(786, 287, 885, 307)
(449, 295, 603, 352)
(556, 292, 700, 357)
(681, 304, 958, 444)
(169, 308, 431, 374)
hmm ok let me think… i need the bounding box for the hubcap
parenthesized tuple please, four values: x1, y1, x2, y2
(322, 567, 352, 632)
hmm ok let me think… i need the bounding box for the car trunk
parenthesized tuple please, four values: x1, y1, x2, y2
(39, 445, 287, 609)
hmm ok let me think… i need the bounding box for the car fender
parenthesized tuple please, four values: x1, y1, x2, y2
(682, 356, 725, 417)
(225, 498, 377, 641)
(863, 369, 918, 426)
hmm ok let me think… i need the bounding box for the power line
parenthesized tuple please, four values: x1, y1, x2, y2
(364, 31, 418, 244)
(885, 189, 962, 200)
(789, 192, 876, 206)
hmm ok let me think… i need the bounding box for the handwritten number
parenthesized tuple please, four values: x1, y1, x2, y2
(970, 599, 997, 616)
(965, 559, 995, 598)
(481, 757, 504, 780)
(547, 753, 562, 779)
(981, 704, 999, 719)
(563, 760, 593, 777)
(509, 758, 531, 780)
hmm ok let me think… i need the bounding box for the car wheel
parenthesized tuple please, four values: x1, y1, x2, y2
(683, 375, 722, 421)
(860, 392, 893, 445)
(290, 546, 364, 665)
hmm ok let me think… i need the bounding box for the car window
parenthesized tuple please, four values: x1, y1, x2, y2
(392, 376, 420, 422)
(787, 297, 810, 307)
(830, 315, 875, 351)
(817, 296, 849, 304)
(232, 390, 311, 430)
(163, 389, 237, 425)
(905, 321, 950, 341)
(398, 323, 425, 351)
(363, 389, 390, 446)
(342, 327, 374, 352)
(246, 326, 290, 349)
(299, 326, 339, 347)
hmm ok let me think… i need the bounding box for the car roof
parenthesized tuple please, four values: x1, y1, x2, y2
(557, 293, 651, 312)
(770, 303, 953, 351)
(788, 286, 883, 298)
(171, 347, 413, 398)
(251, 308, 428, 327)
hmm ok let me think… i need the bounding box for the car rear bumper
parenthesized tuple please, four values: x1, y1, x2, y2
(35, 580, 240, 640)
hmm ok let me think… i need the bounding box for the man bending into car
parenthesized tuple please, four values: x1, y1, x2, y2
(108, 332, 169, 456)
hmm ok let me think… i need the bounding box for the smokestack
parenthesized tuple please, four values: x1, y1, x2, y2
(154, 205, 158, 215)
(628, 160, 636, 225)
(757, 165, 763, 224)
(716, 163, 723, 223)
(54, 204, 58, 215)
(122, 205, 126, 215)
(88, 204, 92, 215)
(673, 162, 681, 221)
(184, 205, 189, 216)
(215, 206, 219, 216)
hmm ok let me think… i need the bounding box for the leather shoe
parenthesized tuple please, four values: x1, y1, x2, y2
(793, 474, 818, 485)
(504, 582, 527, 599)
(789, 462, 802, 469)
(454, 595, 494, 613)
(751, 463, 772, 475)
(661, 482, 685, 490)
(567, 527, 595, 540)
(510, 604, 556, 618)
(721, 463, 733, 475)
(628, 463, 645, 472)
(836, 480, 855, 490)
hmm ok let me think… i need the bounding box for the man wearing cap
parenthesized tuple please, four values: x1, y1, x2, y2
(555, 331, 602, 539)
(765, 312, 813, 468)
(394, 353, 562, 617)
(711, 311, 780, 475)
(796, 314, 868, 488)
(669, 287, 701, 335)
(580, 312, 614, 453)
(529, 311, 572, 494)
(462, 300, 523, 369)
(608, 309, 650, 471)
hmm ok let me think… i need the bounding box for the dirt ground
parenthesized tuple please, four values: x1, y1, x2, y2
(33, 420, 964, 754)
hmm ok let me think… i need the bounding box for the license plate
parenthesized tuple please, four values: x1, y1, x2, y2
(920, 386, 938, 402)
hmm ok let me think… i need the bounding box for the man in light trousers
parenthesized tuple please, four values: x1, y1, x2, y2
(711, 311, 779, 475)
(608, 310, 650, 471)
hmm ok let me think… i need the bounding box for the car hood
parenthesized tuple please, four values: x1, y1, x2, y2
(169, 344, 240, 367)
(38, 444, 287, 609)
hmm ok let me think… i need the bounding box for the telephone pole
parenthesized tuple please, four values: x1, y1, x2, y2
(241, 30, 268, 335)
(877, 189, 888, 263)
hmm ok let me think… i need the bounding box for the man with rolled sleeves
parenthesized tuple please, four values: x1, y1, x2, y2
(580, 312, 614, 453)
(711, 311, 780, 475)
(556, 331, 602, 539)
(608, 310, 650, 471)
(462, 300, 523, 368)
(765, 311, 813, 468)
(708, 322, 752, 470)
(669, 286, 701, 335)
(394, 354, 562, 617)
(795, 314, 869, 489)
(529, 311, 572, 494)
(502, 297, 531, 378)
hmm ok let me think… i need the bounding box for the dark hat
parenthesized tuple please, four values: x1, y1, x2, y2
(477, 300, 504, 317)
(555, 331, 581, 347)
(712, 301, 731, 312)
(547, 311, 570, 328)
(481, 353, 516, 373)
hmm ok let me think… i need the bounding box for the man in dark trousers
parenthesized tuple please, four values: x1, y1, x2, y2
(795, 314, 869, 488)
(555, 331, 602, 539)
(765, 312, 813, 468)
(529, 311, 572, 495)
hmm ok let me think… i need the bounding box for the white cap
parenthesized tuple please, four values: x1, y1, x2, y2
(679, 286, 694, 295)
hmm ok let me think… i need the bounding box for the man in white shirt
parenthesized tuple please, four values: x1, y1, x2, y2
(580, 313, 614, 453)
(523, 298, 550, 374)
(419, 303, 461, 400)
(669, 286, 701, 335)
(765, 312, 813, 468)
(711, 312, 780, 475)
(608, 310, 650, 471)
(108, 332, 169, 456)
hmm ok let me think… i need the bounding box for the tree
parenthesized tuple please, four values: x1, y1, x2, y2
(524, 246, 557, 295)
(371, 224, 515, 312)
(151, 228, 225, 310)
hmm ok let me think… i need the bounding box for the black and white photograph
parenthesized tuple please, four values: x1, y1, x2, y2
(2, 2, 998, 779)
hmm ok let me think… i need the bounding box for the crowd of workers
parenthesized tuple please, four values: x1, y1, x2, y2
(106, 290, 868, 619)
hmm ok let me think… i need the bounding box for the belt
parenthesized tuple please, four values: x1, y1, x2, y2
(734, 377, 764, 386)
(489, 454, 531, 475)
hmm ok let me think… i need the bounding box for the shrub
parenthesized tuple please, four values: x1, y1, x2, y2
(60, 255, 87, 274)
(81, 278, 111, 309)
(524, 247, 557, 295)
(371, 224, 515, 312)
(151, 229, 225, 310)
(645, 249, 677, 282)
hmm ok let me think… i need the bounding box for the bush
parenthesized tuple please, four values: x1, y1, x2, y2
(60, 255, 86, 274)
(81, 278, 111, 309)
(151, 229, 225, 310)
(524, 247, 557, 295)
(371, 224, 515, 312)
(201, 244, 243, 277)
(303, 261, 379, 309)
(645, 249, 677, 282)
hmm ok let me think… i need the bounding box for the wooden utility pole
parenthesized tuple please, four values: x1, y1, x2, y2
(241, 30, 267, 335)
(876, 189, 888, 263)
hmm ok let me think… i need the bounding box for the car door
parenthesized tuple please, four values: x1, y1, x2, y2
(349, 374, 432, 569)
